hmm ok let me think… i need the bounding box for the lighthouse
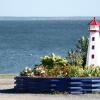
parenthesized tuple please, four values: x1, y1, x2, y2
(86, 17, 100, 66)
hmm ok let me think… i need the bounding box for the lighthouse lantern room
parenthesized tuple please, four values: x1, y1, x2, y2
(86, 17, 100, 66)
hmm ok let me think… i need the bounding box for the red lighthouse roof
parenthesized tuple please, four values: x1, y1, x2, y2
(88, 17, 100, 26)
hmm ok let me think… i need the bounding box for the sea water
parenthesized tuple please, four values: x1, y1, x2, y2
(0, 20, 89, 74)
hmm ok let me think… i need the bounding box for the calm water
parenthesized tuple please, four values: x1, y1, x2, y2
(0, 20, 89, 74)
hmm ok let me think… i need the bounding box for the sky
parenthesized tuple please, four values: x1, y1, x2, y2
(0, 0, 100, 17)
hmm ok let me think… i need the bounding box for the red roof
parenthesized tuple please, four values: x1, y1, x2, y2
(88, 17, 100, 26)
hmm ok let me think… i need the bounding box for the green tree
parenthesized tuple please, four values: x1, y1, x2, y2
(76, 36, 88, 67)
(68, 49, 83, 66)
(67, 36, 88, 67)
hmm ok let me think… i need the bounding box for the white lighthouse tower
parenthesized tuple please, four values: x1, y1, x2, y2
(86, 17, 100, 66)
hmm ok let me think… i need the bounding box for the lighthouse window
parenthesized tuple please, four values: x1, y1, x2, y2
(91, 54, 94, 59)
(92, 37, 95, 41)
(92, 45, 95, 49)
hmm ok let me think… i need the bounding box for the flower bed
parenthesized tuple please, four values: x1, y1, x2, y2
(14, 77, 100, 93)
(15, 53, 100, 94)
(14, 35, 100, 94)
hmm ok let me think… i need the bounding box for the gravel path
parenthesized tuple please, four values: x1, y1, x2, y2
(0, 76, 100, 100)
(0, 76, 15, 90)
(0, 93, 100, 100)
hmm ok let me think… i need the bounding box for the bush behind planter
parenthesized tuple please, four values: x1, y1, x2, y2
(14, 77, 100, 93)
(41, 53, 68, 67)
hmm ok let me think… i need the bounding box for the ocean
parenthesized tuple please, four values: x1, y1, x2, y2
(0, 20, 89, 74)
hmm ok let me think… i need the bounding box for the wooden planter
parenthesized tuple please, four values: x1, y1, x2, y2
(14, 77, 100, 93)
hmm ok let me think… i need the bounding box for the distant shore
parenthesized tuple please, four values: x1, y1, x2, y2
(0, 16, 99, 21)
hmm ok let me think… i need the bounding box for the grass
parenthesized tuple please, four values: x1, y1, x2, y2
(0, 74, 16, 77)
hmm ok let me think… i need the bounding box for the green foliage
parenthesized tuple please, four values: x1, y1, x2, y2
(66, 66, 100, 77)
(0, 74, 16, 76)
(33, 64, 46, 77)
(76, 36, 88, 54)
(82, 67, 100, 77)
(45, 65, 68, 77)
(20, 67, 33, 77)
(67, 36, 88, 67)
(20, 65, 100, 77)
(41, 53, 68, 68)
(66, 66, 81, 77)
(76, 36, 89, 66)
(68, 50, 83, 66)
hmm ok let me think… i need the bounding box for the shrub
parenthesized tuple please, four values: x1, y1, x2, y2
(68, 50, 83, 66)
(76, 36, 88, 67)
(33, 64, 46, 77)
(66, 66, 81, 77)
(67, 36, 88, 67)
(41, 53, 68, 68)
(45, 65, 68, 77)
(20, 65, 100, 77)
(20, 67, 33, 77)
(82, 66, 100, 77)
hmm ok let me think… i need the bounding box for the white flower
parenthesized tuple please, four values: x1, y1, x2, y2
(38, 67, 43, 70)
(28, 68, 32, 71)
(25, 67, 28, 70)
(31, 72, 34, 75)
(41, 70, 45, 74)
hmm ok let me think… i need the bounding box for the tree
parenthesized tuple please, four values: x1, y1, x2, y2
(76, 36, 88, 67)
(68, 49, 83, 66)
(67, 36, 89, 67)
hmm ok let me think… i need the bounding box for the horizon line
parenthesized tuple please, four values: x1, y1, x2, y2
(0, 16, 99, 17)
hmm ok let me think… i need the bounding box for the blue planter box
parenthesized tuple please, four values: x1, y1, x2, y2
(14, 77, 100, 93)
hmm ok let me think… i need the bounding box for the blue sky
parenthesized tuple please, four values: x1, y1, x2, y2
(0, 0, 100, 17)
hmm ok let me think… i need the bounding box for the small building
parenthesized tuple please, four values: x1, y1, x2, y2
(86, 17, 100, 66)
